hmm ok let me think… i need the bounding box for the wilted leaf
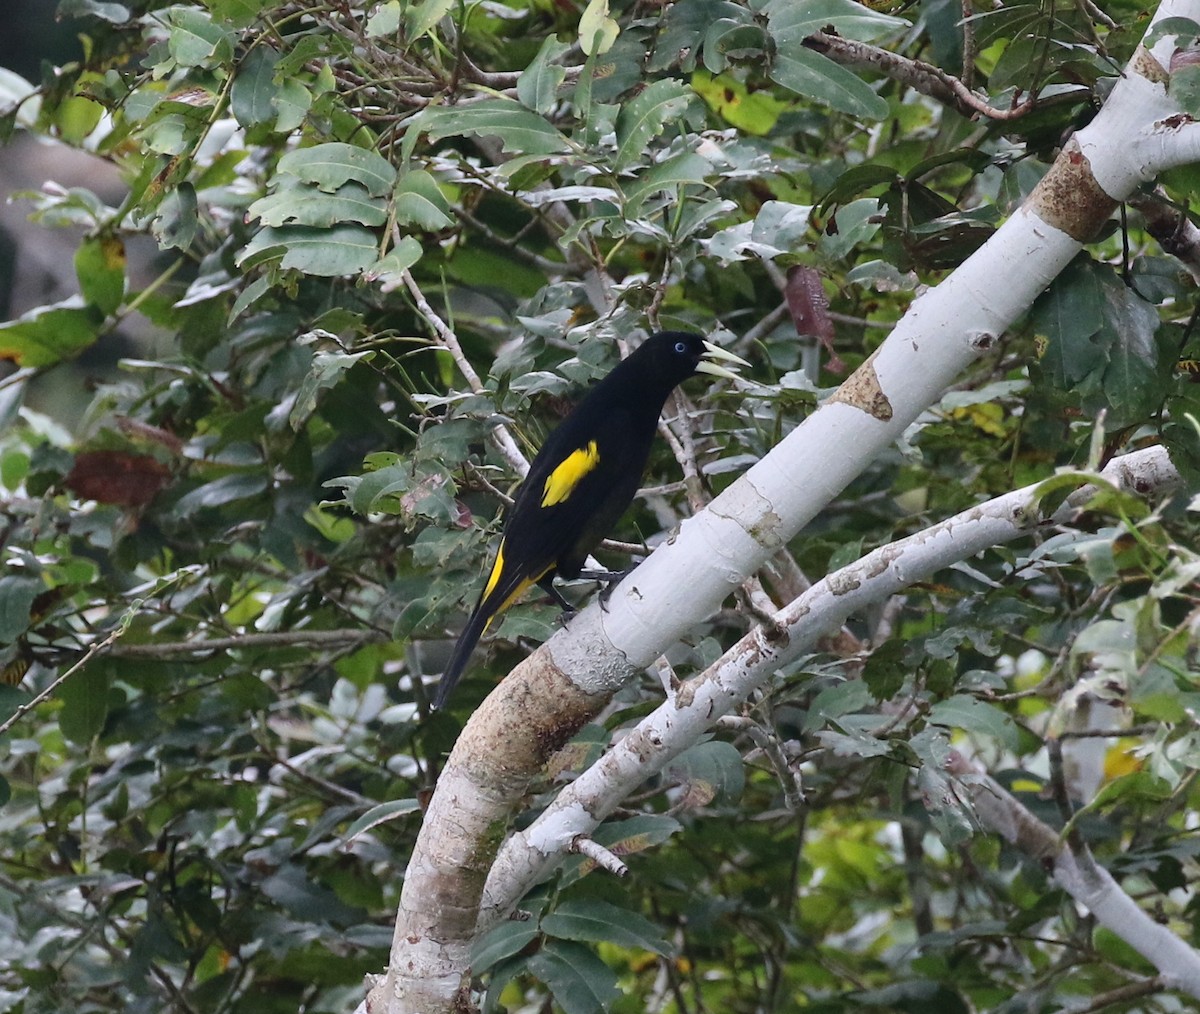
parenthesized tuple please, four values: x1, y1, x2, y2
(786, 265, 844, 372)
(66, 451, 172, 507)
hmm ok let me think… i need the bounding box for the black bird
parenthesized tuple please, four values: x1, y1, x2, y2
(433, 330, 747, 709)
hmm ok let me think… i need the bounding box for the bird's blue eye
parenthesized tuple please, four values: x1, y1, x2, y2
(674, 341, 688, 354)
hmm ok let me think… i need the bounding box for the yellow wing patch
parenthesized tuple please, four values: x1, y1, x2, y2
(541, 440, 600, 507)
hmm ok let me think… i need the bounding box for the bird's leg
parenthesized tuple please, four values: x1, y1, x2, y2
(538, 576, 577, 626)
(577, 567, 631, 612)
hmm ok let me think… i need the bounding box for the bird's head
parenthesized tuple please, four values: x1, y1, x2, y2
(638, 330, 750, 386)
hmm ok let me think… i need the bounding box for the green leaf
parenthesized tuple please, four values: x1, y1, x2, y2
(174, 472, 269, 513)
(622, 151, 711, 214)
(518, 37, 570, 114)
(770, 50, 889, 120)
(277, 142, 397, 197)
(542, 898, 672, 955)
(393, 170, 453, 230)
(273, 78, 311, 132)
(366, 0, 402, 37)
(152, 182, 199, 251)
(406, 0, 455, 39)
(290, 350, 376, 430)
(1031, 258, 1104, 386)
(74, 235, 126, 315)
(579, 0, 619, 56)
(364, 236, 424, 289)
(249, 181, 388, 228)
(668, 739, 745, 805)
(927, 694, 1021, 751)
(614, 79, 693, 170)
(0, 576, 41, 642)
(527, 939, 620, 1014)
(1089, 770, 1174, 810)
(58, 0, 132, 23)
(59, 664, 111, 745)
(767, 0, 908, 44)
(237, 224, 381, 276)
(473, 921, 539, 974)
(863, 639, 907, 702)
(0, 297, 105, 367)
(165, 8, 235, 68)
(1097, 269, 1161, 427)
(420, 98, 572, 156)
(341, 798, 420, 843)
(200, 0, 266, 27)
(231, 45, 280, 129)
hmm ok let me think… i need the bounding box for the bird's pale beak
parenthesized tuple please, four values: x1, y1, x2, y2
(696, 339, 750, 381)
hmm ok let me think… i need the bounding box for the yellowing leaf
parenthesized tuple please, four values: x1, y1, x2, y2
(692, 70, 791, 135)
(579, 0, 619, 56)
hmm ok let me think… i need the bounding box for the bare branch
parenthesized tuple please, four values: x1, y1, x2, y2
(806, 32, 1076, 121)
(400, 268, 530, 477)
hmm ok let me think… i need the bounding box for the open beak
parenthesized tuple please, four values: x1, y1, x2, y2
(695, 339, 750, 381)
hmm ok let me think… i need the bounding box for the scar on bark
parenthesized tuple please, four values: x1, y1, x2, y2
(830, 349, 893, 421)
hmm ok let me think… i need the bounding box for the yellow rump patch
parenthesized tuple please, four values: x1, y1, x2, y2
(483, 540, 509, 600)
(480, 539, 552, 630)
(541, 440, 600, 507)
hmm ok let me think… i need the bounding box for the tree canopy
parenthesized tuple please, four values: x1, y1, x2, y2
(1, 0, 1200, 1012)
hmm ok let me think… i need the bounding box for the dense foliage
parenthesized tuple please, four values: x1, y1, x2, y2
(0, 0, 1199, 1011)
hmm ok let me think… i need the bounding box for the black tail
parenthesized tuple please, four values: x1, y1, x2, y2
(433, 600, 491, 709)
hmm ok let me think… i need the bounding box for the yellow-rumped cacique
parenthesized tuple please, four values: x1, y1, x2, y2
(433, 330, 748, 709)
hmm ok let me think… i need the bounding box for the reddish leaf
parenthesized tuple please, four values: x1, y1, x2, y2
(66, 451, 171, 507)
(785, 265, 845, 374)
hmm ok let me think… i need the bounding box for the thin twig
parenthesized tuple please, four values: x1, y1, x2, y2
(105, 628, 386, 658)
(0, 624, 126, 737)
(806, 32, 1067, 121)
(400, 267, 529, 476)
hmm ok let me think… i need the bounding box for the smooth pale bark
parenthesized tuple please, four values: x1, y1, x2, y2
(370, 3, 1200, 1011)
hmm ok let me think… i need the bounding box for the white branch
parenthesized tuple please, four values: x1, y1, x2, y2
(479, 447, 1181, 925)
(952, 756, 1200, 999)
